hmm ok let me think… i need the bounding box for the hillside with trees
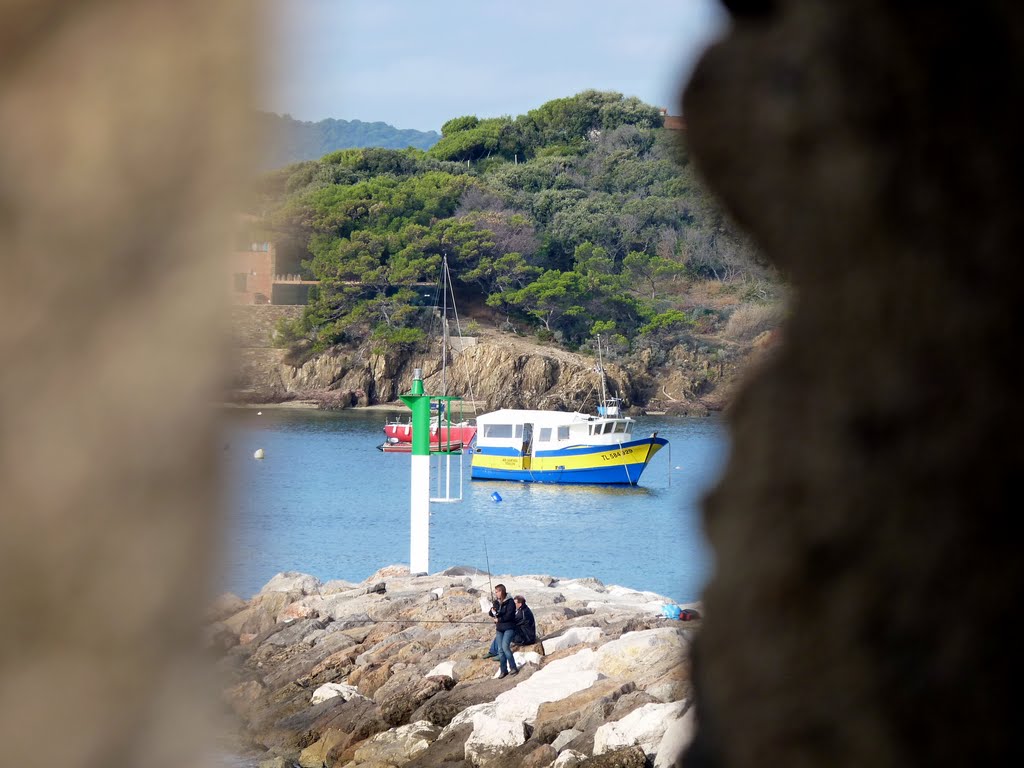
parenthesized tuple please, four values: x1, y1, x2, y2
(256, 112, 440, 170)
(249, 91, 787, 412)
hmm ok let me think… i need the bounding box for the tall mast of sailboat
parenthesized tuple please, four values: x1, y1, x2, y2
(441, 253, 448, 397)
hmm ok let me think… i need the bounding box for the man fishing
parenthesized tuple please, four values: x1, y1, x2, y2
(487, 583, 518, 678)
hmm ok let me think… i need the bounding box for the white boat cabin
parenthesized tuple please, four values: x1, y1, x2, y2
(474, 408, 636, 451)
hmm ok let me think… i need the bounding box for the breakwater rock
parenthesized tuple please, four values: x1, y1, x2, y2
(209, 566, 701, 768)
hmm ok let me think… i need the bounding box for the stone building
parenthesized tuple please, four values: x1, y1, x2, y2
(229, 216, 317, 305)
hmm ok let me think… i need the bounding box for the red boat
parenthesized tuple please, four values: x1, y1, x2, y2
(378, 438, 465, 453)
(382, 418, 477, 446)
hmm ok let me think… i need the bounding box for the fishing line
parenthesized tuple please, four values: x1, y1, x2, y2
(336, 617, 493, 626)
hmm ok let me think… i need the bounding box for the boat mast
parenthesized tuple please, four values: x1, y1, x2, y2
(441, 253, 448, 398)
(597, 333, 608, 411)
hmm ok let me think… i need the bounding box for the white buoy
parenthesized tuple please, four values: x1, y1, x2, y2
(254, 448, 265, 460)
(257, 411, 262, 415)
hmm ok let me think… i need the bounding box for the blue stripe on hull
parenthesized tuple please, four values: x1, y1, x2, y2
(470, 461, 654, 485)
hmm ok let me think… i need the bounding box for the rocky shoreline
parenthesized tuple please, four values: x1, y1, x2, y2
(228, 306, 747, 416)
(208, 566, 701, 768)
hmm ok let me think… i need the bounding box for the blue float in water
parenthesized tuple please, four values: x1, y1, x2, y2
(490, 491, 502, 502)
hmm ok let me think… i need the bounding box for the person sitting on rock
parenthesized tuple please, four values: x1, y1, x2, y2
(511, 594, 536, 647)
(485, 592, 537, 656)
(486, 583, 518, 677)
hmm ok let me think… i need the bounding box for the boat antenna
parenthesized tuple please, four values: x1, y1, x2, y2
(597, 334, 608, 411)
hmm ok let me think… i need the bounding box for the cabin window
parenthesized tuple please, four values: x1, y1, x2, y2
(484, 424, 514, 438)
(539, 427, 552, 442)
(602, 422, 615, 434)
(557, 426, 569, 440)
(514, 425, 523, 438)
(613, 421, 628, 433)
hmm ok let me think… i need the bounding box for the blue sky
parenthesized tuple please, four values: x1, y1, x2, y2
(264, 1, 728, 132)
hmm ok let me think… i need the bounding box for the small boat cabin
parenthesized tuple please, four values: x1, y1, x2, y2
(475, 409, 636, 453)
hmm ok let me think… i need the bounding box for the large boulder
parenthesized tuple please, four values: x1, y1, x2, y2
(403, 722, 473, 768)
(321, 578, 359, 594)
(297, 728, 346, 768)
(277, 595, 325, 623)
(533, 680, 636, 743)
(552, 730, 583, 752)
(450, 649, 602, 728)
(543, 627, 603, 655)
(592, 701, 687, 758)
(652, 705, 696, 768)
(412, 674, 522, 728)
(349, 660, 394, 698)
(258, 572, 322, 596)
(463, 714, 529, 767)
(224, 590, 304, 636)
(553, 750, 586, 768)
(249, 690, 354, 753)
(257, 628, 357, 691)
(310, 682, 363, 705)
(352, 720, 440, 765)
(561, 691, 662, 757)
(378, 675, 457, 726)
(594, 628, 689, 685)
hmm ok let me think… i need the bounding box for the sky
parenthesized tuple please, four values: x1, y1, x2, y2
(263, 1, 729, 133)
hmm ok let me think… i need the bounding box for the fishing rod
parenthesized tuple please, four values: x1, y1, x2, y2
(483, 537, 495, 606)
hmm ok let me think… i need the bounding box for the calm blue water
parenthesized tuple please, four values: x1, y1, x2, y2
(220, 408, 729, 604)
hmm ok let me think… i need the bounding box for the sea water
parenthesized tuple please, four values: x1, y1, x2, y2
(221, 407, 729, 604)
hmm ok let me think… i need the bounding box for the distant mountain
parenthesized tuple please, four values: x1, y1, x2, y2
(256, 112, 440, 169)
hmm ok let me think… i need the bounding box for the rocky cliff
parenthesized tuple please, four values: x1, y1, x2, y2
(228, 308, 770, 415)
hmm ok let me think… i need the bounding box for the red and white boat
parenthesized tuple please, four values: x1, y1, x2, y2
(383, 417, 477, 446)
(377, 437, 465, 453)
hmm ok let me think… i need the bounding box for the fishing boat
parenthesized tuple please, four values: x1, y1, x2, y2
(381, 254, 477, 447)
(469, 409, 666, 485)
(470, 336, 667, 485)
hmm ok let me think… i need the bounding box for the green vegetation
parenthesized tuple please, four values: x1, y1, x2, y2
(255, 91, 784, 359)
(256, 113, 441, 170)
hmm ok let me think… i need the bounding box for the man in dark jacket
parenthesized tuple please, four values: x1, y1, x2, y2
(512, 595, 536, 646)
(487, 583, 518, 677)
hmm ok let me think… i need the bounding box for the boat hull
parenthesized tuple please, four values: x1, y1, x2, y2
(471, 436, 667, 485)
(383, 423, 477, 444)
(378, 440, 464, 453)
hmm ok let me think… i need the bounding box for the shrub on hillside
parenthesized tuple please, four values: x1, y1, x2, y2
(723, 303, 787, 342)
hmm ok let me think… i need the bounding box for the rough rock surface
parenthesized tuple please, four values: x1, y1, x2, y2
(229, 319, 721, 415)
(211, 568, 699, 767)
